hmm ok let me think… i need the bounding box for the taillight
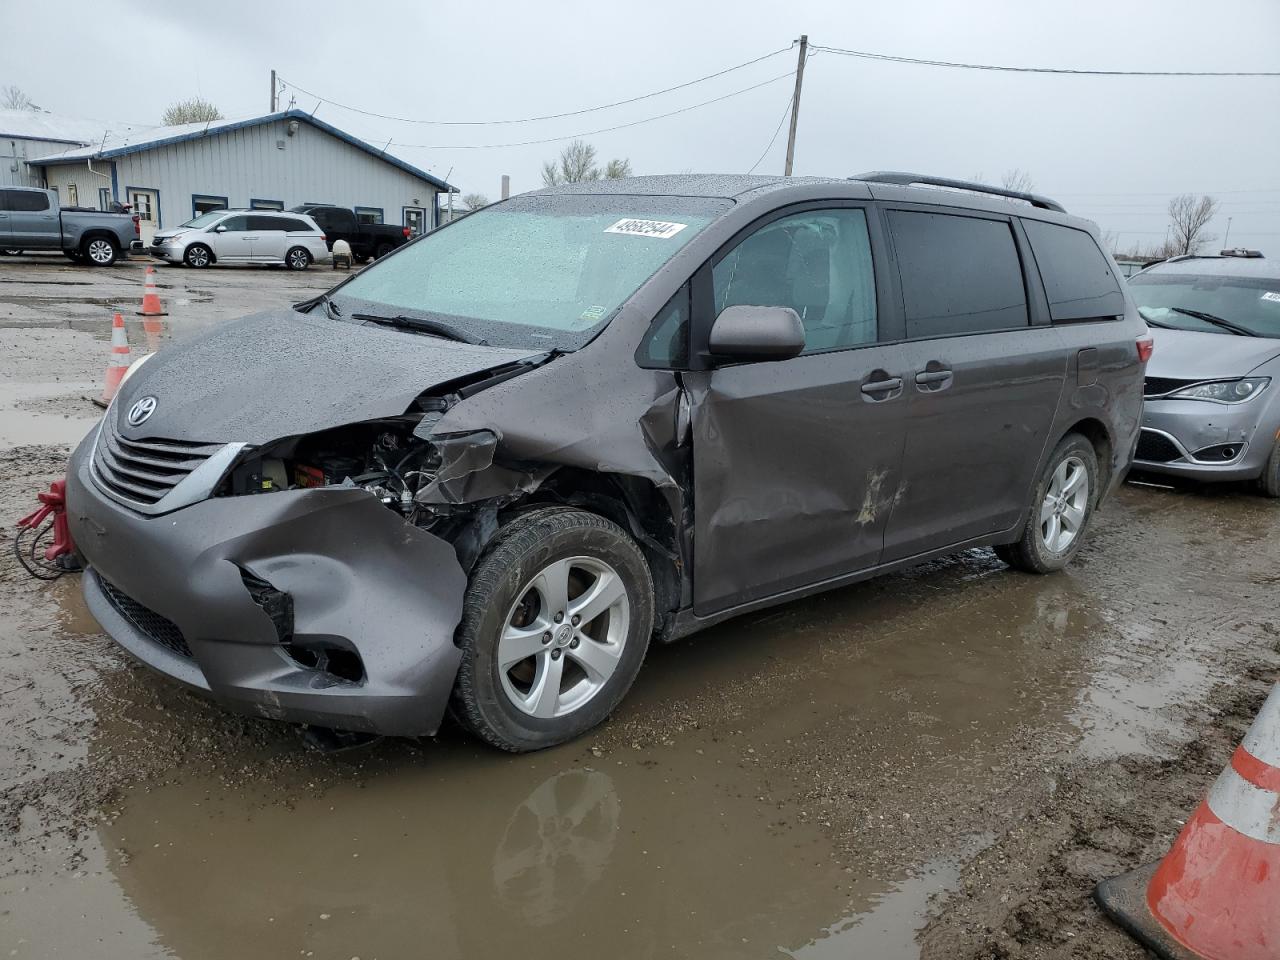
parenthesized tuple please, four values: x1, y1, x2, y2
(1136, 336, 1154, 363)
(132, 214, 140, 236)
(320, 234, 326, 243)
(403, 226, 411, 238)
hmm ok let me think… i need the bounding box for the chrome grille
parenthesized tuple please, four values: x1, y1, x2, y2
(93, 415, 223, 506)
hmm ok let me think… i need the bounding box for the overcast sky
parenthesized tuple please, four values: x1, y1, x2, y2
(6, 0, 1278, 251)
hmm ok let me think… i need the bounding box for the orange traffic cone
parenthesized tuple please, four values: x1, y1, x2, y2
(94, 313, 132, 408)
(142, 314, 165, 352)
(1095, 680, 1280, 960)
(136, 265, 167, 317)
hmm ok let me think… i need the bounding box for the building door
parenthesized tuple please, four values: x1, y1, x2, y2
(404, 207, 426, 236)
(129, 189, 158, 245)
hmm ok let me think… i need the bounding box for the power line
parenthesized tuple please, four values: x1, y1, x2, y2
(748, 95, 794, 174)
(377, 72, 796, 150)
(278, 44, 795, 127)
(809, 43, 1280, 77)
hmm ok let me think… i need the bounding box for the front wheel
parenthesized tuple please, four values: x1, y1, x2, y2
(996, 433, 1099, 574)
(184, 243, 212, 268)
(452, 508, 654, 752)
(285, 246, 311, 270)
(1257, 439, 1280, 497)
(82, 237, 118, 266)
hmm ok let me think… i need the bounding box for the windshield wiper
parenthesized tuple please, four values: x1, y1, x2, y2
(1168, 306, 1258, 337)
(352, 311, 482, 345)
(1137, 309, 1177, 330)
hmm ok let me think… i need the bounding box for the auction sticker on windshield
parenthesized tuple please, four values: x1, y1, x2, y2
(605, 219, 688, 239)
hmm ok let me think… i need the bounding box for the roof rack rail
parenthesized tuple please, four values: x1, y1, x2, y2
(851, 171, 1067, 213)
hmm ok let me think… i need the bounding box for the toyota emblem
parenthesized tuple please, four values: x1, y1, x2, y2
(127, 396, 158, 427)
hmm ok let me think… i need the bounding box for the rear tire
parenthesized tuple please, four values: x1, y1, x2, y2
(374, 242, 393, 259)
(1257, 439, 1280, 497)
(82, 236, 118, 266)
(184, 244, 212, 268)
(997, 433, 1099, 574)
(451, 507, 654, 753)
(285, 246, 311, 270)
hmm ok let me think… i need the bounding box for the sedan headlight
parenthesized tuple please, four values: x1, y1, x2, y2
(1169, 378, 1270, 403)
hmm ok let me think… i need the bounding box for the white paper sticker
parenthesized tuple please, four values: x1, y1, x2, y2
(1260, 291, 1280, 303)
(605, 218, 688, 239)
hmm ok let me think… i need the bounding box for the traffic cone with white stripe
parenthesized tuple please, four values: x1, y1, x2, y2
(136, 265, 167, 317)
(1095, 680, 1280, 960)
(94, 313, 131, 408)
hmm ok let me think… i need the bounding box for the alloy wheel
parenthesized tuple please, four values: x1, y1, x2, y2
(1039, 455, 1089, 552)
(87, 239, 113, 264)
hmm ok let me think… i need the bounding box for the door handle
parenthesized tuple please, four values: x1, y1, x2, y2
(914, 370, 953, 385)
(861, 376, 903, 398)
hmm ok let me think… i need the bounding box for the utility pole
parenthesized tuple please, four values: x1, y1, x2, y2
(1223, 216, 1233, 249)
(270, 69, 277, 112)
(783, 34, 808, 177)
(501, 175, 510, 200)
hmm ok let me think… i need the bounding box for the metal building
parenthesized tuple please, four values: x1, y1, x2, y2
(0, 107, 125, 189)
(33, 110, 454, 245)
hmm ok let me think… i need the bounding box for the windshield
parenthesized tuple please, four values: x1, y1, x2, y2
(1130, 271, 1280, 338)
(180, 210, 229, 229)
(331, 194, 728, 350)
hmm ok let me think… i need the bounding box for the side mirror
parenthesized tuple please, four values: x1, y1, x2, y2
(708, 305, 805, 362)
(213, 224, 227, 233)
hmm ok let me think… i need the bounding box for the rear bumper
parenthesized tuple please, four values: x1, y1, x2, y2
(65, 431, 468, 736)
(1133, 397, 1278, 481)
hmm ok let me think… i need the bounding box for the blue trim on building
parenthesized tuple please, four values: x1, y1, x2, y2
(35, 110, 454, 192)
(125, 185, 162, 229)
(191, 194, 229, 217)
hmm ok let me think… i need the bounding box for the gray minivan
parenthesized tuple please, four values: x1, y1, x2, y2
(65, 173, 1149, 752)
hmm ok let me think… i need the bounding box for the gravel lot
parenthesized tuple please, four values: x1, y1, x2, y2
(1, 253, 1277, 959)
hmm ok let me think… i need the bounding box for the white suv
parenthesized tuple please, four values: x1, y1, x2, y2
(149, 210, 330, 269)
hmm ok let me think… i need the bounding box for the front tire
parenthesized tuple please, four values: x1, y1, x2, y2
(184, 243, 212, 268)
(1258, 439, 1280, 497)
(452, 508, 654, 752)
(996, 433, 1099, 574)
(285, 246, 311, 270)
(82, 237, 118, 266)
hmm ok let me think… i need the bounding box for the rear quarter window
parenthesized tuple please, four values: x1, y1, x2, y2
(6, 190, 50, 212)
(1022, 220, 1125, 322)
(888, 211, 1028, 339)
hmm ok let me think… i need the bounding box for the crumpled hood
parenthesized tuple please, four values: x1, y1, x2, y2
(113, 309, 543, 445)
(1147, 327, 1280, 380)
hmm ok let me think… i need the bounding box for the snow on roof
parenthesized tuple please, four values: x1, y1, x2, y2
(0, 107, 157, 146)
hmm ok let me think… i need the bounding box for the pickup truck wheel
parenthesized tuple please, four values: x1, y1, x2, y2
(82, 237, 118, 266)
(352, 252, 369, 264)
(374, 242, 393, 259)
(184, 244, 212, 268)
(285, 246, 311, 270)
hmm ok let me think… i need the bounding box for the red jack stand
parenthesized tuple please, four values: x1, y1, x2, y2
(15, 478, 80, 580)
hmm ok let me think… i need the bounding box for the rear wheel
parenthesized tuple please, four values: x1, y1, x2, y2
(452, 508, 654, 752)
(1258, 439, 1280, 497)
(996, 433, 1099, 574)
(82, 236, 118, 266)
(184, 244, 212, 268)
(374, 242, 393, 259)
(285, 246, 311, 270)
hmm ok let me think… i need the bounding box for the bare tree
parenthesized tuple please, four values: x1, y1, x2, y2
(1001, 168, 1035, 193)
(2, 85, 38, 111)
(162, 97, 224, 125)
(1167, 194, 1219, 256)
(461, 193, 489, 211)
(541, 140, 632, 186)
(603, 158, 632, 180)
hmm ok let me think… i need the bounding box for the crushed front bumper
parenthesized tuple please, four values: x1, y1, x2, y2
(65, 432, 468, 736)
(1134, 398, 1279, 481)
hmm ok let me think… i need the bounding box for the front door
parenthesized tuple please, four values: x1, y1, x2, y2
(211, 215, 254, 262)
(404, 207, 426, 236)
(879, 208, 1066, 562)
(689, 205, 908, 615)
(129, 189, 158, 245)
(4, 188, 58, 245)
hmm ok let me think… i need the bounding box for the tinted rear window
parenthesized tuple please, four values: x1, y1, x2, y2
(1022, 220, 1125, 322)
(248, 215, 312, 231)
(889, 211, 1028, 339)
(5, 190, 51, 212)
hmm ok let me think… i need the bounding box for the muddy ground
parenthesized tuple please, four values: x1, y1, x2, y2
(1, 253, 1277, 959)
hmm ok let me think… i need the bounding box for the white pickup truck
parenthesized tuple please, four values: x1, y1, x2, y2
(0, 186, 140, 266)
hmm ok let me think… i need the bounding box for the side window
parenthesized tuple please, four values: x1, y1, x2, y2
(247, 215, 282, 231)
(712, 208, 877, 353)
(283, 218, 314, 232)
(0, 190, 14, 211)
(1022, 220, 1125, 322)
(218, 215, 249, 231)
(7, 190, 51, 212)
(889, 211, 1028, 339)
(637, 284, 690, 369)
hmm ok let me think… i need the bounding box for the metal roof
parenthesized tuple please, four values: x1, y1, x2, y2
(32, 109, 455, 192)
(0, 106, 155, 145)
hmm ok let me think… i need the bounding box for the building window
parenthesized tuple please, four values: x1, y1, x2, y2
(98, 187, 112, 211)
(250, 198, 284, 210)
(354, 206, 383, 224)
(403, 207, 426, 236)
(67, 183, 79, 206)
(191, 194, 229, 217)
